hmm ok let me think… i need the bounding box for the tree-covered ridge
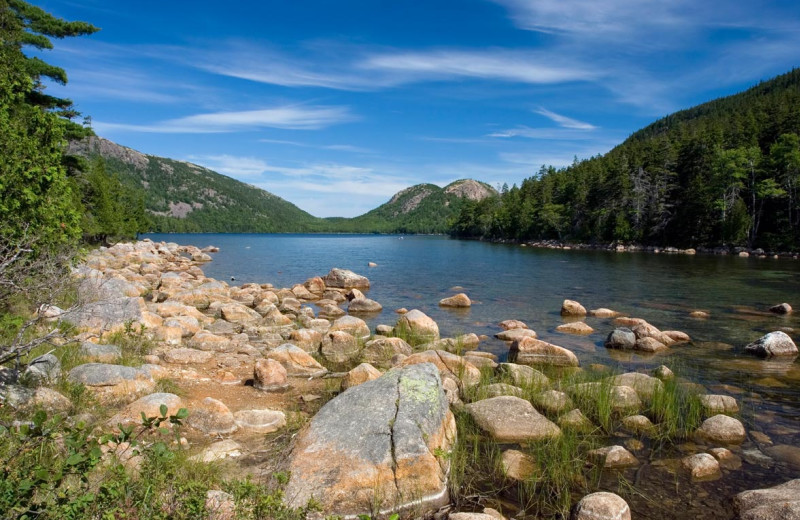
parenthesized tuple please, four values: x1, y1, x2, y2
(452, 68, 800, 249)
(326, 179, 497, 234)
(70, 137, 322, 233)
(71, 136, 498, 234)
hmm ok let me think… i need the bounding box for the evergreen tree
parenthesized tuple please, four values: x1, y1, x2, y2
(0, 0, 98, 250)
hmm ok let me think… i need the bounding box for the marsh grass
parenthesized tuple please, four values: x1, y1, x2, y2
(518, 430, 603, 518)
(647, 377, 703, 444)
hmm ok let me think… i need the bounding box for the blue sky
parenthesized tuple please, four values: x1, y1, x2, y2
(37, 0, 800, 217)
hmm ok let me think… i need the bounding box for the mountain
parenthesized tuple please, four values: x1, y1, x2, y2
(326, 179, 497, 234)
(69, 137, 496, 234)
(452, 68, 800, 249)
(69, 137, 322, 233)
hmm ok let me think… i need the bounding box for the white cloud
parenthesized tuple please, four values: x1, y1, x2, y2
(489, 0, 690, 38)
(534, 108, 596, 130)
(362, 49, 596, 84)
(187, 155, 270, 177)
(487, 126, 597, 140)
(93, 105, 356, 134)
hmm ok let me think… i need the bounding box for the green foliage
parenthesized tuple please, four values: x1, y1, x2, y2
(451, 68, 800, 248)
(0, 0, 98, 252)
(323, 181, 496, 234)
(79, 157, 149, 243)
(0, 405, 188, 520)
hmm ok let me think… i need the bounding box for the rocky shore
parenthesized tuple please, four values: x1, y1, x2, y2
(2, 239, 798, 519)
(505, 238, 800, 259)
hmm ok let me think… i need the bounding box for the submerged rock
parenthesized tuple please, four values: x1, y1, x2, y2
(682, 453, 721, 480)
(284, 363, 455, 518)
(734, 479, 800, 520)
(769, 302, 793, 315)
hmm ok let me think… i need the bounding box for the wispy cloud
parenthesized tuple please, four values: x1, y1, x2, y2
(489, 0, 692, 39)
(187, 155, 270, 177)
(487, 126, 597, 140)
(173, 42, 598, 91)
(362, 49, 597, 84)
(534, 108, 596, 130)
(94, 105, 356, 134)
(258, 139, 374, 154)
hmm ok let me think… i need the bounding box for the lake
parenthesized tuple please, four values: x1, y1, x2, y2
(145, 233, 800, 517)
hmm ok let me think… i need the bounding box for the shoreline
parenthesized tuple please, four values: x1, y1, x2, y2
(489, 238, 800, 259)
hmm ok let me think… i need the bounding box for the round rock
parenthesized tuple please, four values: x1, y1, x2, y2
(233, 409, 286, 433)
(572, 492, 631, 520)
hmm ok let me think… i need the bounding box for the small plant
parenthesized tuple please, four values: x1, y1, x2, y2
(0, 404, 189, 519)
(107, 320, 153, 365)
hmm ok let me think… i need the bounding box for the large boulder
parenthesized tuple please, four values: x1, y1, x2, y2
(322, 268, 371, 289)
(439, 293, 471, 308)
(610, 372, 664, 401)
(253, 358, 289, 391)
(734, 479, 800, 520)
(267, 344, 327, 377)
(186, 397, 238, 435)
(495, 328, 537, 342)
(510, 337, 579, 367)
(561, 299, 587, 317)
(68, 363, 154, 396)
(220, 302, 262, 325)
(396, 309, 440, 343)
(321, 331, 361, 365)
(361, 337, 413, 368)
(466, 396, 561, 443)
(497, 363, 549, 388)
(284, 363, 455, 517)
(400, 350, 481, 387)
(24, 354, 61, 385)
(696, 414, 746, 444)
(79, 342, 122, 363)
(348, 297, 383, 314)
(604, 328, 636, 350)
(744, 331, 798, 357)
(329, 315, 371, 340)
(341, 363, 382, 390)
(572, 492, 631, 520)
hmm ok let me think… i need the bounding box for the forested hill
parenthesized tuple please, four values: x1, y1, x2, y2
(69, 137, 495, 234)
(452, 68, 800, 250)
(325, 180, 496, 234)
(69, 137, 322, 233)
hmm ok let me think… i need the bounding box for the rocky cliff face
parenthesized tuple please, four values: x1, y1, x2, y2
(444, 179, 495, 201)
(68, 136, 149, 170)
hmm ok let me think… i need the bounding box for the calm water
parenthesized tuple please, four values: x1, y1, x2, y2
(145, 233, 800, 517)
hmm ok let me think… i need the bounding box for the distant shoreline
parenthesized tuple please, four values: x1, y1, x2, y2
(140, 232, 800, 258)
